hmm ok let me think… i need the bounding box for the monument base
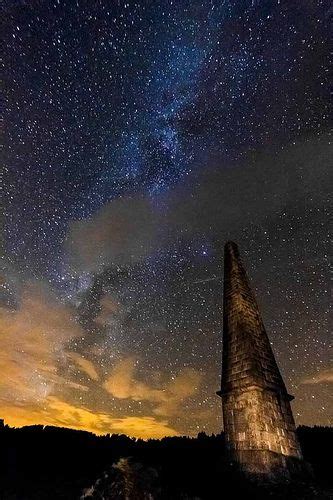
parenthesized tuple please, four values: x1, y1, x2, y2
(228, 449, 312, 482)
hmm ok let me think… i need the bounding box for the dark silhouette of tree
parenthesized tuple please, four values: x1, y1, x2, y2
(0, 423, 332, 499)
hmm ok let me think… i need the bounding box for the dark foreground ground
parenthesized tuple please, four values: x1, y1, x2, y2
(1, 425, 332, 499)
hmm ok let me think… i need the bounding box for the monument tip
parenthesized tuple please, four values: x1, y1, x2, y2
(224, 241, 239, 256)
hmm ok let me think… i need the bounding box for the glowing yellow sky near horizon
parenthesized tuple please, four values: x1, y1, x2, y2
(0, 283, 203, 439)
(0, 397, 179, 439)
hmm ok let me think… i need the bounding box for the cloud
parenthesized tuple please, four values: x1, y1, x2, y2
(0, 397, 179, 439)
(94, 294, 121, 327)
(155, 368, 202, 417)
(0, 282, 84, 403)
(103, 358, 165, 402)
(301, 368, 333, 385)
(66, 196, 158, 273)
(0, 293, 195, 438)
(167, 135, 331, 238)
(67, 352, 99, 381)
(103, 358, 202, 417)
(66, 135, 331, 275)
(109, 416, 178, 439)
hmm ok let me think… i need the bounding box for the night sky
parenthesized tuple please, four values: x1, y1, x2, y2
(2, 0, 332, 438)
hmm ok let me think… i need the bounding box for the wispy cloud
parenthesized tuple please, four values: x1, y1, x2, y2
(67, 352, 99, 381)
(103, 358, 202, 417)
(301, 368, 333, 385)
(0, 282, 84, 403)
(66, 196, 158, 273)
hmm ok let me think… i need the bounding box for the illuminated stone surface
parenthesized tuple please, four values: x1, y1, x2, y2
(218, 241, 304, 478)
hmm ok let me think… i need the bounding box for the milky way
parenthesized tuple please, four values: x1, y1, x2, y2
(2, 1, 332, 437)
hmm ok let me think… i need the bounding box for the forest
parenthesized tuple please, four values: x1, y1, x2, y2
(1, 423, 332, 499)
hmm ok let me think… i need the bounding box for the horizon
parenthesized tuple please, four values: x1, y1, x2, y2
(2, 418, 331, 441)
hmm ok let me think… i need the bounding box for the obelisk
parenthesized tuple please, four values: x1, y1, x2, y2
(217, 241, 303, 478)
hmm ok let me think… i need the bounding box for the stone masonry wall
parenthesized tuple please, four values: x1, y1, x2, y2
(220, 242, 303, 476)
(223, 388, 302, 461)
(222, 241, 287, 395)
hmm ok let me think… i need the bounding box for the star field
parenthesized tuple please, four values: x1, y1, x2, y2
(1, 0, 332, 437)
